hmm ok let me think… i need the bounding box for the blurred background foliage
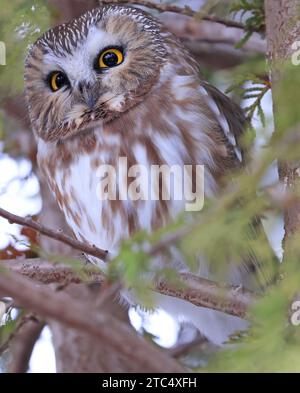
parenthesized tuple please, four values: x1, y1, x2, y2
(1, 0, 300, 372)
(0, 0, 51, 144)
(0, 0, 51, 98)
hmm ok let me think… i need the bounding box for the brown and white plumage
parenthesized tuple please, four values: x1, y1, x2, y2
(25, 5, 250, 344)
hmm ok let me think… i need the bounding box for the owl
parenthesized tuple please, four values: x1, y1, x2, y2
(25, 5, 251, 345)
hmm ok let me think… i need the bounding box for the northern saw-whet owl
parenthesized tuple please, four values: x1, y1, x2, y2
(25, 4, 252, 345)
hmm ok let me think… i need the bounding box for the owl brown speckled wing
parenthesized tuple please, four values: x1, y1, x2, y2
(203, 82, 277, 289)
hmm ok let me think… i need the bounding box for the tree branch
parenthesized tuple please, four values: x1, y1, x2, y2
(0, 205, 190, 262)
(99, 0, 248, 30)
(0, 313, 42, 356)
(1, 258, 105, 285)
(0, 202, 255, 319)
(6, 316, 45, 373)
(0, 207, 108, 261)
(156, 273, 255, 319)
(1, 258, 256, 318)
(0, 268, 184, 372)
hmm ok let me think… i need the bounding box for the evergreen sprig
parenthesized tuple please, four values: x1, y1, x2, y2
(231, 0, 265, 47)
(227, 74, 270, 126)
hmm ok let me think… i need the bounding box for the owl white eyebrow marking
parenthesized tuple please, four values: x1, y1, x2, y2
(35, 5, 166, 60)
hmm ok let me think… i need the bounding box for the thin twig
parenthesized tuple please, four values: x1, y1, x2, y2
(0, 204, 181, 261)
(0, 207, 108, 261)
(99, 0, 248, 30)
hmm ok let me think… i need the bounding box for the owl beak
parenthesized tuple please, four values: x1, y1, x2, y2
(78, 82, 98, 110)
(85, 93, 97, 110)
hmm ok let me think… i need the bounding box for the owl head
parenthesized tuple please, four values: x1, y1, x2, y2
(24, 5, 174, 142)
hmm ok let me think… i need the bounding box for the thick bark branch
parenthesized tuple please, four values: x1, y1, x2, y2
(1, 258, 256, 318)
(1, 258, 105, 285)
(48, 283, 134, 373)
(7, 317, 45, 373)
(0, 268, 183, 372)
(156, 273, 254, 319)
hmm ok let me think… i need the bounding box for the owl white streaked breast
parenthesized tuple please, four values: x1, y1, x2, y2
(25, 5, 248, 344)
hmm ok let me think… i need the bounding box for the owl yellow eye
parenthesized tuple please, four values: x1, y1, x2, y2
(48, 71, 69, 92)
(98, 48, 124, 69)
